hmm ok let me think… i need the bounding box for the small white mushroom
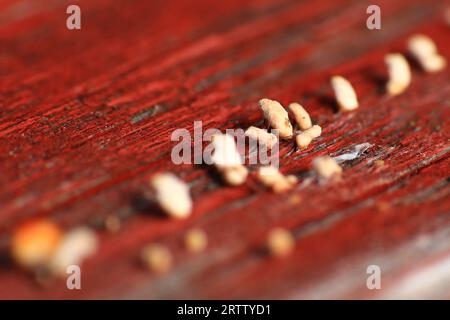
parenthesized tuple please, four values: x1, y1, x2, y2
(295, 134, 313, 149)
(221, 164, 248, 186)
(104, 215, 121, 233)
(303, 125, 322, 138)
(266, 228, 295, 257)
(211, 134, 242, 169)
(408, 34, 440, 59)
(385, 53, 411, 96)
(48, 227, 98, 276)
(257, 166, 297, 193)
(312, 156, 343, 180)
(407, 34, 446, 72)
(295, 125, 322, 149)
(245, 126, 278, 149)
(150, 173, 192, 218)
(288, 102, 312, 130)
(141, 244, 172, 274)
(259, 98, 293, 139)
(257, 166, 283, 185)
(184, 228, 208, 253)
(211, 134, 248, 186)
(331, 76, 359, 112)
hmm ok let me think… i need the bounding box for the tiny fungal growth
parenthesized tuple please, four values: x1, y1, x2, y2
(141, 244, 172, 274)
(184, 228, 208, 253)
(385, 53, 411, 96)
(407, 34, 446, 72)
(245, 126, 278, 149)
(49, 227, 98, 275)
(11, 219, 62, 270)
(312, 156, 343, 180)
(288, 102, 312, 130)
(257, 166, 297, 193)
(374, 159, 385, 167)
(259, 98, 293, 139)
(221, 165, 249, 186)
(331, 76, 359, 112)
(266, 228, 295, 257)
(212, 134, 248, 186)
(295, 125, 322, 149)
(104, 215, 121, 233)
(150, 173, 192, 218)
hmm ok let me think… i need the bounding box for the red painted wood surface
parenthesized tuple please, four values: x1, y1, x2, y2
(0, 0, 449, 299)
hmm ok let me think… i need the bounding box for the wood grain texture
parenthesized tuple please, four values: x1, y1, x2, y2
(0, 0, 449, 299)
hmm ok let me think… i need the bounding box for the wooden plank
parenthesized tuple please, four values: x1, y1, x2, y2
(0, 0, 449, 299)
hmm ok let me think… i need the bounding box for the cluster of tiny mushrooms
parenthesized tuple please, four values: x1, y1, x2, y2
(10, 34, 447, 277)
